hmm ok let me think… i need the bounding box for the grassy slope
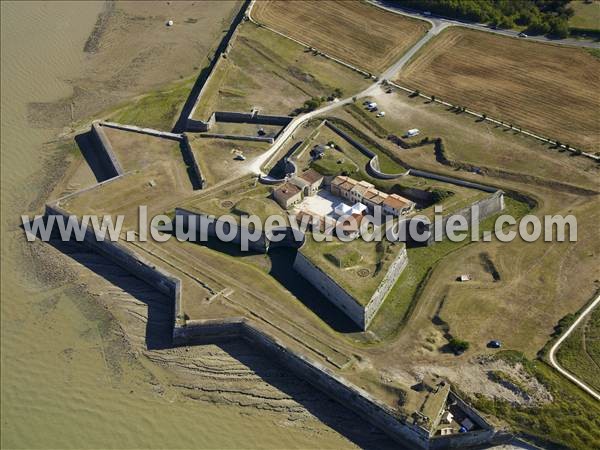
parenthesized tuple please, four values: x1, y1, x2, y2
(556, 304, 600, 392)
(369, 197, 531, 340)
(109, 77, 194, 131)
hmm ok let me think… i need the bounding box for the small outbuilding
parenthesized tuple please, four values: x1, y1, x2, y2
(459, 274, 472, 282)
(273, 182, 302, 209)
(406, 128, 420, 137)
(291, 169, 323, 196)
(441, 410, 454, 424)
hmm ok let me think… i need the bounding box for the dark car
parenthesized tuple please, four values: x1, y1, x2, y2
(488, 340, 502, 349)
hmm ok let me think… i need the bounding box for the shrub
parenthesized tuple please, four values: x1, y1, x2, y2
(302, 97, 322, 112)
(449, 338, 470, 353)
(549, 16, 569, 38)
(431, 187, 453, 202)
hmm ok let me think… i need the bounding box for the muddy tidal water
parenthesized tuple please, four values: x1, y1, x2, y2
(0, 2, 360, 448)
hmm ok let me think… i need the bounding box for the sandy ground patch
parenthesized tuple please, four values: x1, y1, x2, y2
(28, 1, 242, 128)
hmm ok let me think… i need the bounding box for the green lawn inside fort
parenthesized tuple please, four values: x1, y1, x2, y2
(109, 76, 195, 131)
(300, 234, 404, 306)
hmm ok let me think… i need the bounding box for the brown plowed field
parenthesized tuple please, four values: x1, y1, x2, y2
(252, 0, 429, 74)
(396, 27, 600, 152)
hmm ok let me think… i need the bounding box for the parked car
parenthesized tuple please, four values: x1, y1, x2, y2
(518, 32, 528, 38)
(234, 154, 246, 161)
(487, 340, 502, 349)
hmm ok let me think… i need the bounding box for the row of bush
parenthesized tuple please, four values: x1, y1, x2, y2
(409, 88, 585, 157)
(300, 88, 345, 112)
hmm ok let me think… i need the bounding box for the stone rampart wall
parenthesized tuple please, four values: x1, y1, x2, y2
(409, 169, 498, 193)
(325, 121, 409, 179)
(293, 251, 366, 328)
(242, 323, 432, 448)
(187, 117, 213, 132)
(45, 203, 182, 321)
(44, 204, 494, 449)
(172, 316, 432, 448)
(184, 0, 251, 129)
(407, 191, 504, 245)
(99, 121, 182, 140)
(173, 318, 245, 345)
(369, 155, 410, 179)
(91, 122, 124, 177)
(430, 429, 495, 449)
(433, 191, 504, 242)
(199, 133, 274, 143)
(364, 245, 408, 327)
(214, 111, 292, 126)
(326, 120, 376, 158)
(180, 134, 205, 189)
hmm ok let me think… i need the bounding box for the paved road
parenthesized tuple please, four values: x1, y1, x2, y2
(249, 19, 444, 174)
(371, 1, 600, 49)
(548, 293, 600, 401)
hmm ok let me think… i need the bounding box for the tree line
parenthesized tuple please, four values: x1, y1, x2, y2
(400, 0, 574, 38)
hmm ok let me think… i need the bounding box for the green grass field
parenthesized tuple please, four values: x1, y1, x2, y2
(310, 148, 359, 176)
(569, 1, 600, 31)
(301, 234, 404, 306)
(368, 197, 531, 340)
(556, 304, 600, 392)
(109, 77, 194, 131)
(188, 180, 286, 225)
